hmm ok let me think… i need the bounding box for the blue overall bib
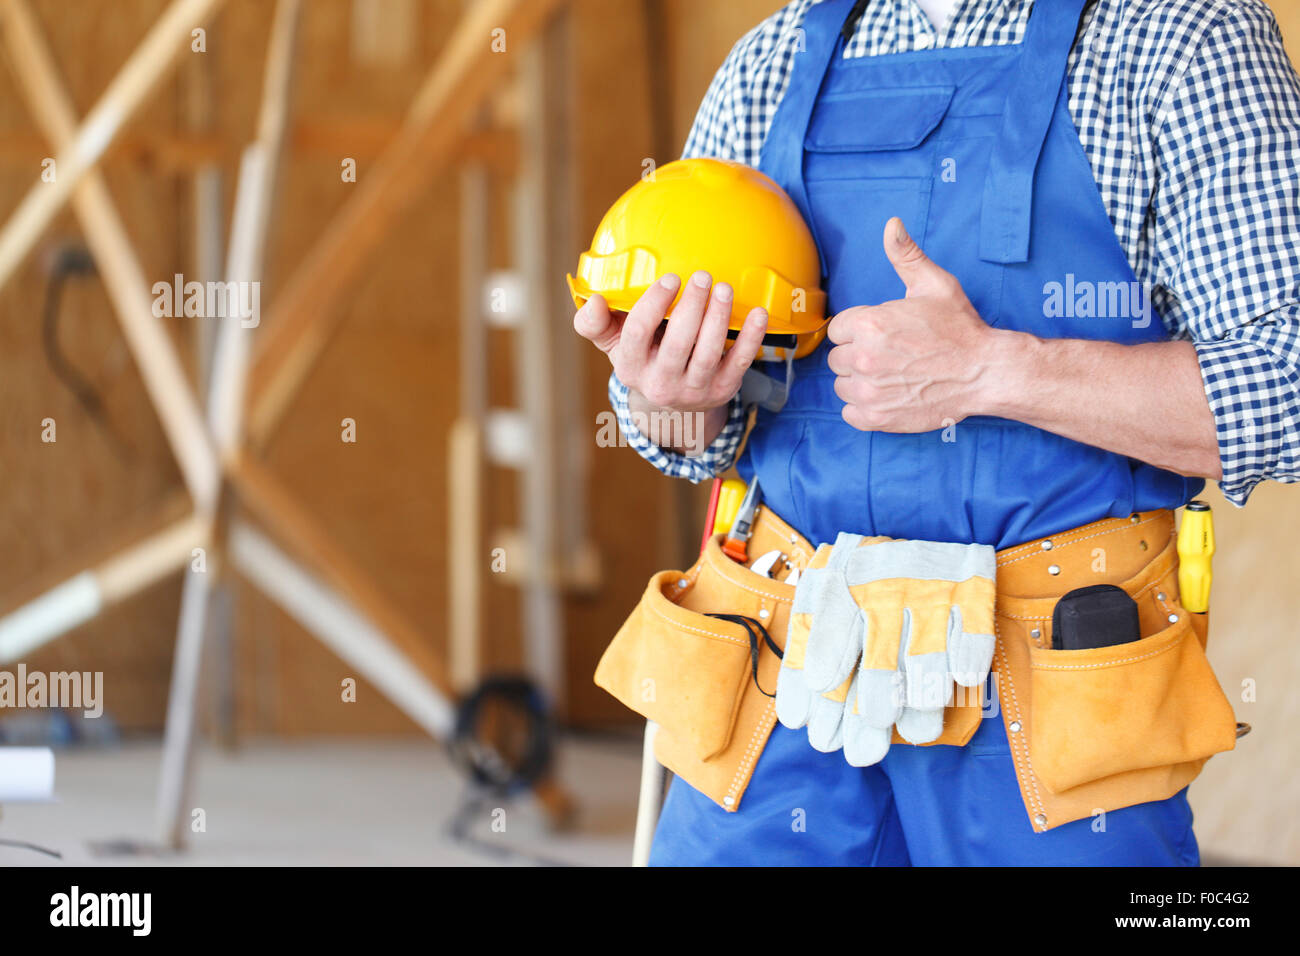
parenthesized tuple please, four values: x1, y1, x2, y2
(651, 0, 1203, 866)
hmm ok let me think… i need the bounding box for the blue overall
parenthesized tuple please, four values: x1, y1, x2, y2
(652, 0, 1204, 866)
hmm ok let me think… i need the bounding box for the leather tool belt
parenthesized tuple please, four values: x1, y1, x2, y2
(595, 506, 1238, 832)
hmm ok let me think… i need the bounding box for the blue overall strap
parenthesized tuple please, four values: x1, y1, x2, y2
(759, 0, 857, 276)
(979, 0, 1090, 264)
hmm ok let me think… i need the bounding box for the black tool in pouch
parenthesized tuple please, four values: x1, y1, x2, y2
(1050, 584, 1142, 650)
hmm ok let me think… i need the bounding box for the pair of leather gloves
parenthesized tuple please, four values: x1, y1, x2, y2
(776, 533, 997, 766)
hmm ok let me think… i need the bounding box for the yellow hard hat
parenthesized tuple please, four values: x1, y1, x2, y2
(568, 158, 828, 361)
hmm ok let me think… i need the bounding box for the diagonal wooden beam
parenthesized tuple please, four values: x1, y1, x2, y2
(228, 451, 451, 696)
(0, 0, 226, 293)
(0, 0, 221, 509)
(206, 0, 300, 457)
(245, 0, 567, 446)
(228, 521, 455, 738)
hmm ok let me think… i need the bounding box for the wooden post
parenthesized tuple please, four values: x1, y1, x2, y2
(448, 153, 489, 691)
(448, 419, 484, 691)
(510, 14, 582, 708)
(182, 23, 233, 747)
(246, 0, 567, 446)
(155, 0, 302, 850)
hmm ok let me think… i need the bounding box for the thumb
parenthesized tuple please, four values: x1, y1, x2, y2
(883, 217, 952, 297)
(574, 294, 621, 354)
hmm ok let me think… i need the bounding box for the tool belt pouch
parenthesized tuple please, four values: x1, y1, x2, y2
(1022, 563, 1237, 796)
(597, 527, 815, 811)
(594, 563, 754, 762)
(595, 523, 987, 813)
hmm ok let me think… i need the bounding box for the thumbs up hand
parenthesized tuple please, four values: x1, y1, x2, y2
(826, 218, 1004, 434)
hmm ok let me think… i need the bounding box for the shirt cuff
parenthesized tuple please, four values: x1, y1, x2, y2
(607, 373, 747, 482)
(1195, 335, 1300, 506)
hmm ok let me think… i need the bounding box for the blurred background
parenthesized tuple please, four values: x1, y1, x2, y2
(0, 0, 1296, 866)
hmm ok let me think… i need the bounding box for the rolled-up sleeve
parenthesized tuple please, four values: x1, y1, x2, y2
(1152, 0, 1300, 505)
(1195, 317, 1300, 504)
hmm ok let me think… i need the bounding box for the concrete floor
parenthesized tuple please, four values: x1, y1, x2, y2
(0, 729, 1278, 866)
(0, 735, 642, 867)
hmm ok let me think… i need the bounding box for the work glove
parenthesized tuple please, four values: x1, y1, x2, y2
(776, 535, 887, 762)
(776, 533, 997, 767)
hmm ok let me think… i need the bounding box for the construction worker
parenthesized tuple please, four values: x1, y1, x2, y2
(574, 0, 1300, 865)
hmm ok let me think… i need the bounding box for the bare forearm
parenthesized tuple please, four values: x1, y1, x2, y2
(977, 331, 1222, 480)
(626, 389, 730, 456)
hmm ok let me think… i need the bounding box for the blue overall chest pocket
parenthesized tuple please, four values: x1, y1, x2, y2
(803, 85, 953, 313)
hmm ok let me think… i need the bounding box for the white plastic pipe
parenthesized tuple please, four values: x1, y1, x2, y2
(0, 747, 55, 802)
(0, 512, 205, 663)
(0, 573, 100, 664)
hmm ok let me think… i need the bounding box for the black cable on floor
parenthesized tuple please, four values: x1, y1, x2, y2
(445, 789, 574, 868)
(0, 836, 62, 859)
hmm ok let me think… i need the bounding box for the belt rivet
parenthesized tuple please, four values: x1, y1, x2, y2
(1010, 720, 1022, 733)
(759, 608, 770, 619)
(1156, 592, 1166, 602)
(1168, 613, 1179, 624)
(723, 795, 735, 807)
(1130, 514, 1141, 524)
(677, 578, 689, 589)
(1047, 564, 1061, 576)
(1040, 540, 1053, 551)
(1034, 813, 1048, 827)
(1030, 628, 1041, 640)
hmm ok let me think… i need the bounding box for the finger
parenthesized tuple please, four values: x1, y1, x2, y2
(573, 294, 621, 356)
(883, 217, 955, 298)
(775, 661, 813, 730)
(858, 604, 906, 728)
(617, 274, 681, 378)
(842, 676, 892, 768)
(856, 664, 904, 729)
(806, 689, 846, 753)
(715, 306, 768, 394)
(826, 344, 855, 377)
(894, 603, 952, 746)
(895, 706, 944, 745)
(832, 373, 856, 407)
(840, 402, 877, 433)
(900, 637, 954, 715)
(947, 605, 996, 688)
(803, 582, 864, 694)
(826, 308, 857, 345)
(683, 281, 734, 390)
(656, 270, 713, 373)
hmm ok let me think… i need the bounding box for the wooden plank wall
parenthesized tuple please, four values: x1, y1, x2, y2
(0, 0, 689, 735)
(0, 0, 188, 730)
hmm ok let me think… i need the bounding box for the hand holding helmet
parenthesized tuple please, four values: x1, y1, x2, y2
(574, 269, 769, 426)
(570, 158, 829, 437)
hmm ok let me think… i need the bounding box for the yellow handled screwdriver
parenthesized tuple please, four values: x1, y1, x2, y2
(712, 478, 748, 538)
(1177, 501, 1214, 613)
